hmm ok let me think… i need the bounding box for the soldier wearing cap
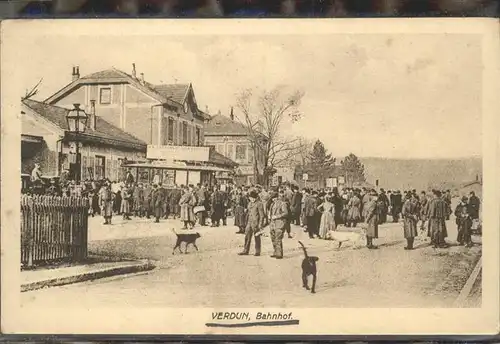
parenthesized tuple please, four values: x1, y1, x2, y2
(238, 190, 265, 256)
(455, 196, 473, 247)
(268, 190, 289, 259)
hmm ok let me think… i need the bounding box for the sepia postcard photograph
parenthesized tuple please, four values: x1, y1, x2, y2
(1, 19, 499, 336)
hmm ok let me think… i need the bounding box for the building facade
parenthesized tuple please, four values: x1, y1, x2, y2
(204, 110, 265, 185)
(22, 98, 147, 181)
(45, 65, 208, 148)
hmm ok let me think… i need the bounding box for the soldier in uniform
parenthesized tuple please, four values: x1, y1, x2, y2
(133, 183, 144, 217)
(120, 184, 132, 220)
(365, 190, 380, 249)
(151, 184, 164, 223)
(171, 185, 182, 219)
(269, 190, 289, 259)
(98, 181, 114, 225)
(161, 183, 169, 219)
(427, 190, 449, 248)
(238, 190, 265, 256)
(210, 185, 224, 227)
(455, 196, 473, 247)
(402, 192, 419, 250)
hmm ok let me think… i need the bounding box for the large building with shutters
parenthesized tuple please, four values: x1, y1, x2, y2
(45, 64, 209, 147)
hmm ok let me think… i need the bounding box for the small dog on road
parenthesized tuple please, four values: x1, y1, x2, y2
(298, 241, 318, 294)
(171, 228, 201, 255)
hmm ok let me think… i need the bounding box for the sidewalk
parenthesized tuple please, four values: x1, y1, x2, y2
(21, 259, 155, 292)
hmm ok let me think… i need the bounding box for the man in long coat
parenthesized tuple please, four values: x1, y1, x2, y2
(238, 190, 265, 256)
(120, 184, 132, 220)
(210, 185, 224, 227)
(170, 185, 181, 219)
(142, 183, 152, 218)
(151, 184, 165, 223)
(365, 190, 379, 249)
(196, 184, 209, 226)
(290, 185, 302, 226)
(304, 190, 320, 238)
(419, 191, 429, 231)
(427, 190, 449, 248)
(98, 182, 114, 225)
(269, 190, 289, 259)
(402, 193, 419, 250)
(346, 190, 362, 227)
(468, 191, 481, 220)
(133, 183, 144, 217)
(378, 189, 390, 224)
(391, 190, 403, 223)
(455, 196, 473, 247)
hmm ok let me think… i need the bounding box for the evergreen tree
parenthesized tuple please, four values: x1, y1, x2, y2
(341, 153, 366, 187)
(307, 140, 336, 188)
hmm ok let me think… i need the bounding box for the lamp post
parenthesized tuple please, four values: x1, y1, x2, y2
(66, 103, 88, 182)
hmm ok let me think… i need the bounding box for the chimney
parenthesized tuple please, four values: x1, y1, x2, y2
(205, 105, 209, 114)
(230, 106, 234, 121)
(72, 66, 80, 82)
(90, 100, 97, 130)
(476, 174, 479, 182)
(132, 63, 137, 78)
(217, 109, 221, 116)
(140, 73, 145, 85)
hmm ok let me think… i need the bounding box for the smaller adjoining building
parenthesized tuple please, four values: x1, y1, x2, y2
(22, 98, 147, 182)
(204, 108, 266, 186)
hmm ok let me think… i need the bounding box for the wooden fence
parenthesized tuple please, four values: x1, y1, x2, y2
(21, 195, 89, 267)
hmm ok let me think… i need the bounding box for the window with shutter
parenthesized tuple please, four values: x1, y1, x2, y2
(88, 156, 95, 180)
(168, 117, 174, 143)
(105, 158, 111, 180)
(247, 146, 254, 164)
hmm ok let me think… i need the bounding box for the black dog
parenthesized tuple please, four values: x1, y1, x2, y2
(172, 228, 201, 255)
(298, 241, 318, 293)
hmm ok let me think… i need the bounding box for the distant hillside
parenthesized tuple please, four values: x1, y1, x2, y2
(356, 157, 482, 191)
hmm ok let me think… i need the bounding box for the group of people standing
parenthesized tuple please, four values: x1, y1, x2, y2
(230, 183, 481, 258)
(95, 178, 232, 228)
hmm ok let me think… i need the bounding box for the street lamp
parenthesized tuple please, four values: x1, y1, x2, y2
(66, 103, 88, 182)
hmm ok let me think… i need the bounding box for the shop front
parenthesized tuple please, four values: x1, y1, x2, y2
(124, 145, 237, 187)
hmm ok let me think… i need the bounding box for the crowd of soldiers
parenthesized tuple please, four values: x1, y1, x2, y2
(26, 164, 481, 255)
(229, 184, 481, 257)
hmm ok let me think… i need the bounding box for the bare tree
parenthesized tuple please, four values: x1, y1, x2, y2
(235, 86, 305, 186)
(22, 78, 43, 100)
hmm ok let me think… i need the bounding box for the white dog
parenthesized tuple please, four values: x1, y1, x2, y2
(326, 228, 367, 249)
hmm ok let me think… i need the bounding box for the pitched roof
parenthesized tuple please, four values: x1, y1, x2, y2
(46, 68, 210, 120)
(152, 84, 190, 104)
(209, 148, 238, 168)
(80, 69, 126, 80)
(462, 180, 482, 188)
(204, 114, 249, 136)
(22, 98, 146, 150)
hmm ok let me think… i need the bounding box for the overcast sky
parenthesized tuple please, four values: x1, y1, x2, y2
(18, 32, 482, 159)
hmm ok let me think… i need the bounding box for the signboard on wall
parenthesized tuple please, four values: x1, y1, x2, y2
(338, 176, 345, 184)
(147, 145, 210, 162)
(326, 178, 338, 188)
(175, 170, 188, 186)
(188, 171, 201, 186)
